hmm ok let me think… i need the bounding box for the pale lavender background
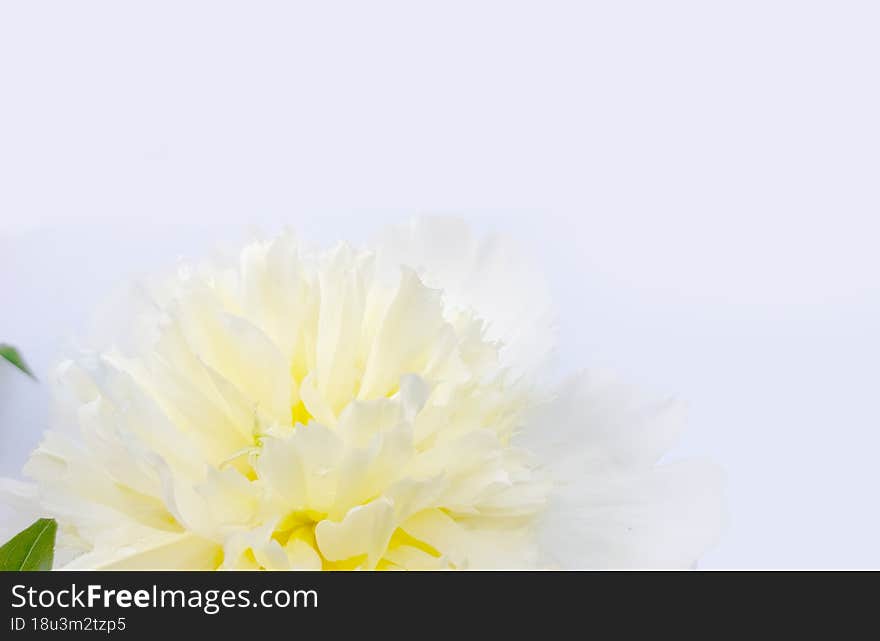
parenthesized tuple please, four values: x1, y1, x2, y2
(1, 2, 878, 568)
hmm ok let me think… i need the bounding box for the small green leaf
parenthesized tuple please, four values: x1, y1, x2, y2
(0, 344, 35, 379)
(0, 518, 57, 571)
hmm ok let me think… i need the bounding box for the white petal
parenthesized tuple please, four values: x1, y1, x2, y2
(195, 467, 259, 526)
(359, 268, 447, 399)
(375, 216, 556, 376)
(520, 370, 687, 471)
(285, 538, 323, 570)
(400, 508, 468, 567)
(64, 531, 221, 570)
(383, 544, 447, 570)
(539, 461, 724, 569)
(315, 498, 396, 568)
(255, 435, 307, 509)
(256, 423, 342, 514)
(221, 523, 289, 570)
(520, 371, 725, 568)
(314, 244, 367, 414)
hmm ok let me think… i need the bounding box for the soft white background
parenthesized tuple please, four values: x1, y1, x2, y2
(1, 1, 878, 568)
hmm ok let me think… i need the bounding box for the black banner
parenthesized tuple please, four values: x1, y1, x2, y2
(0, 570, 870, 635)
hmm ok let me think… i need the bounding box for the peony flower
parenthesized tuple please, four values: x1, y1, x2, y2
(0, 217, 723, 569)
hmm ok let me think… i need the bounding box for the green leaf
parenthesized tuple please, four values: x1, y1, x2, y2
(0, 344, 35, 379)
(0, 518, 57, 571)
